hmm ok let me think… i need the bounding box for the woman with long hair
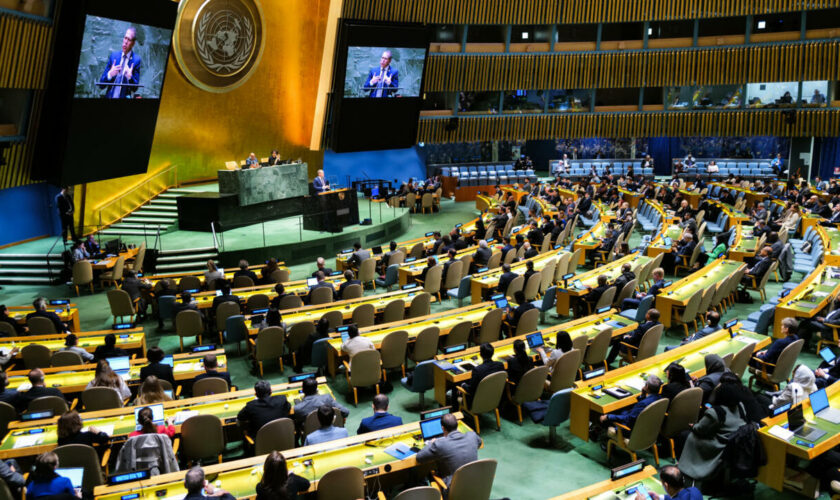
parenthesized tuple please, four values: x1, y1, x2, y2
(26, 452, 79, 498)
(134, 375, 172, 406)
(505, 339, 535, 385)
(661, 363, 692, 400)
(204, 260, 224, 288)
(86, 359, 131, 399)
(128, 406, 176, 438)
(256, 451, 310, 500)
(57, 410, 109, 447)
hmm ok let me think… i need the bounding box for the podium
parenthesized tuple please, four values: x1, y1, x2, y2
(303, 188, 359, 233)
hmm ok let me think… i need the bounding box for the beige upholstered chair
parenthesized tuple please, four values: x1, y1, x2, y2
(456, 371, 506, 434)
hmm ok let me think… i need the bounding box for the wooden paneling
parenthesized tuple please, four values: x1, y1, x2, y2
(417, 109, 840, 143)
(343, 0, 840, 24)
(423, 41, 840, 92)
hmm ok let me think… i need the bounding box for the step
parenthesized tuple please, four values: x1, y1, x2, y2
(159, 246, 217, 255)
(157, 252, 217, 263)
(148, 202, 178, 210)
(0, 268, 58, 276)
(0, 259, 63, 267)
(109, 223, 169, 230)
(0, 253, 62, 259)
(0, 276, 56, 284)
(157, 193, 182, 199)
(99, 228, 158, 236)
(154, 262, 207, 271)
(166, 188, 199, 195)
(132, 210, 178, 218)
(151, 198, 178, 205)
(121, 217, 176, 225)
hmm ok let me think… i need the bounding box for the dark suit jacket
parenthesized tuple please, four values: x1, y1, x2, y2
(510, 302, 536, 326)
(505, 355, 534, 385)
(233, 270, 259, 283)
(55, 193, 73, 216)
(139, 362, 175, 387)
(748, 257, 772, 280)
(93, 345, 128, 361)
(122, 277, 151, 302)
(15, 385, 65, 412)
(523, 248, 539, 259)
(760, 335, 799, 365)
(311, 268, 334, 278)
(613, 271, 636, 292)
(473, 247, 492, 266)
(212, 294, 242, 313)
(625, 321, 659, 348)
(647, 279, 667, 297)
(98, 50, 141, 98)
(497, 272, 518, 294)
(464, 360, 505, 405)
(357, 412, 404, 434)
(577, 197, 592, 214)
(237, 395, 291, 437)
(586, 285, 611, 305)
(313, 176, 330, 193)
(527, 229, 544, 246)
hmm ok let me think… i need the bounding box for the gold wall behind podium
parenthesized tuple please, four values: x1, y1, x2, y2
(80, 0, 339, 229)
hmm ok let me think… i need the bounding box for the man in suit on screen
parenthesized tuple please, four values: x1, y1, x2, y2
(313, 169, 330, 193)
(364, 50, 399, 98)
(98, 27, 142, 99)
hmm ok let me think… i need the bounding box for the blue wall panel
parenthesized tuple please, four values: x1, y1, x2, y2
(0, 183, 61, 247)
(323, 147, 427, 188)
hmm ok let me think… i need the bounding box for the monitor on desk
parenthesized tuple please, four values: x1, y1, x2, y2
(372, 246, 383, 255)
(420, 406, 451, 421)
(56, 468, 84, 492)
(306, 277, 319, 287)
(419, 417, 445, 440)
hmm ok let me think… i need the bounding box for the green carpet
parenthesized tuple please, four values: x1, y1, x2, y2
(0, 198, 816, 499)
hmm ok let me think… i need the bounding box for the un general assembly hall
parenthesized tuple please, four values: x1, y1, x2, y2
(4, 0, 840, 499)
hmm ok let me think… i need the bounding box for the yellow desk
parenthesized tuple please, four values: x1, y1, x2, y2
(145, 264, 284, 288)
(757, 378, 840, 491)
(551, 466, 663, 499)
(569, 328, 768, 440)
(397, 244, 502, 287)
(469, 250, 568, 304)
(728, 224, 760, 262)
(572, 221, 606, 266)
(5, 349, 228, 394)
(0, 328, 146, 360)
(823, 226, 840, 266)
(618, 188, 642, 208)
(773, 264, 840, 337)
(91, 247, 139, 271)
(6, 305, 81, 333)
(655, 259, 745, 328)
(94, 416, 473, 500)
(432, 310, 637, 406)
(554, 253, 651, 317)
(0, 380, 331, 460)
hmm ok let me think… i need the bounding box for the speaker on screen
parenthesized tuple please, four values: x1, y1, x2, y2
(33, 0, 177, 185)
(328, 21, 430, 153)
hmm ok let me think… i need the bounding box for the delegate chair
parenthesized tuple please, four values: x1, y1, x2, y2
(107, 289, 138, 324)
(606, 398, 669, 466)
(358, 258, 377, 290)
(224, 315, 249, 355)
(99, 256, 125, 288)
(82, 387, 124, 411)
(351, 303, 375, 328)
(317, 467, 365, 500)
(380, 330, 409, 381)
(660, 387, 702, 460)
(408, 292, 431, 318)
(193, 377, 230, 396)
(51, 351, 83, 367)
(542, 389, 572, 446)
(546, 349, 582, 393)
(620, 324, 663, 366)
(476, 308, 503, 344)
(0, 402, 16, 438)
(277, 294, 303, 310)
(382, 487, 441, 500)
(506, 365, 550, 424)
(252, 418, 296, 455)
(532, 285, 557, 323)
(748, 338, 804, 390)
(178, 414, 225, 464)
(445, 320, 472, 348)
(432, 459, 497, 500)
(22, 343, 52, 369)
(619, 294, 654, 323)
(232, 276, 254, 289)
(446, 276, 472, 307)
(27, 316, 57, 335)
(72, 261, 94, 296)
(310, 286, 334, 305)
(342, 284, 363, 300)
(28, 396, 69, 415)
(375, 264, 400, 291)
(728, 343, 755, 379)
(246, 294, 270, 312)
(343, 350, 382, 406)
(54, 444, 108, 493)
(401, 360, 436, 409)
(175, 309, 203, 352)
(583, 327, 612, 371)
(410, 326, 440, 363)
(456, 371, 506, 434)
(303, 408, 345, 439)
(287, 322, 314, 368)
(249, 326, 285, 376)
(382, 299, 405, 323)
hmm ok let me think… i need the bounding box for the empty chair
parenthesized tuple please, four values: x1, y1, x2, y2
(391, 487, 441, 500)
(351, 303, 375, 328)
(22, 344, 52, 369)
(411, 326, 440, 363)
(456, 371, 506, 434)
(382, 299, 405, 323)
(443, 261, 464, 293)
(358, 258, 377, 289)
(408, 292, 431, 318)
(420, 265, 444, 302)
(514, 308, 539, 336)
(445, 320, 473, 347)
(178, 275, 202, 292)
(215, 301, 241, 343)
(287, 322, 314, 368)
(446, 276, 472, 307)
(343, 349, 382, 405)
(728, 343, 754, 379)
(72, 261, 94, 296)
(175, 309, 203, 352)
(583, 327, 613, 370)
(542, 389, 572, 446)
(532, 285, 557, 323)
(476, 308, 503, 344)
(380, 330, 409, 381)
(434, 459, 498, 500)
(401, 360, 435, 409)
(223, 315, 248, 354)
(99, 256, 125, 288)
(179, 414, 225, 464)
(375, 264, 400, 291)
(321, 310, 343, 330)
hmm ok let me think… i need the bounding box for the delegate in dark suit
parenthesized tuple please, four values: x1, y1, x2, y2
(237, 394, 291, 437)
(364, 66, 399, 97)
(15, 386, 65, 412)
(462, 359, 504, 406)
(98, 50, 141, 99)
(55, 189, 76, 241)
(139, 362, 175, 387)
(496, 271, 518, 296)
(357, 412, 403, 434)
(415, 427, 482, 487)
(313, 176, 330, 193)
(606, 320, 659, 365)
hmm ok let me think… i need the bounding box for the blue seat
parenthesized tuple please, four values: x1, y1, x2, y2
(224, 315, 248, 355)
(447, 275, 472, 306)
(532, 286, 557, 323)
(740, 304, 775, 335)
(375, 264, 399, 291)
(400, 360, 436, 408)
(311, 337, 330, 374)
(542, 389, 572, 445)
(157, 295, 177, 329)
(619, 294, 654, 323)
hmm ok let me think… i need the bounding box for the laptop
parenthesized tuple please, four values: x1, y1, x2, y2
(371, 246, 383, 255)
(306, 277, 318, 287)
(788, 405, 827, 441)
(163, 390, 173, 399)
(108, 356, 131, 379)
(419, 417, 445, 441)
(810, 388, 840, 424)
(336, 325, 352, 344)
(161, 355, 174, 367)
(526, 332, 545, 352)
(56, 468, 84, 495)
(493, 296, 509, 310)
(663, 236, 672, 246)
(134, 404, 165, 431)
(820, 347, 837, 365)
(572, 279, 584, 290)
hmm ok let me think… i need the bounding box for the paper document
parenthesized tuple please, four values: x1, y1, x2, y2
(734, 335, 758, 344)
(83, 424, 114, 435)
(624, 378, 646, 391)
(13, 435, 43, 448)
(174, 410, 198, 425)
(768, 425, 794, 441)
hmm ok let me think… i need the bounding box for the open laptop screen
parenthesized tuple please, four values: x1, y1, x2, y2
(420, 417, 445, 440)
(810, 388, 830, 414)
(56, 468, 84, 490)
(108, 356, 130, 373)
(134, 404, 165, 430)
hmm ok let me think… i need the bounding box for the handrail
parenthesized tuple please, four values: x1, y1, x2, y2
(210, 222, 218, 250)
(95, 165, 179, 230)
(45, 236, 63, 283)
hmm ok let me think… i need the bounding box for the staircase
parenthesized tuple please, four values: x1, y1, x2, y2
(0, 253, 64, 285)
(154, 246, 219, 274)
(98, 187, 197, 237)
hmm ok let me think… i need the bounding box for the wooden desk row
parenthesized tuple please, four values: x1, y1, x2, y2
(0, 379, 332, 460)
(432, 309, 639, 405)
(94, 416, 473, 500)
(4, 349, 228, 394)
(774, 264, 840, 337)
(554, 253, 652, 317)
(470, 249, 567, 304)
(551, 465, 665, 499)
(572, 220, 607, 266)
(0, 327, 146, 360)
(569, 328, 769, 441)
(90, 247, 140, 271)
(144, 263, 285, 289)
(5, 305, 81, 332)
(656, 259, 745, 328)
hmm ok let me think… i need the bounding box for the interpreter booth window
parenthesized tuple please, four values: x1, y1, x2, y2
(422, 92, 452, 111)
(502, 90, 545, 113)
(459, 91, 500, 114)
(665, 87, 694, 110)
(430, 25, 464, 53)
(594, 87, 640, 109)
(0, 89, 32, 139)
(600, 22, 644, 50)
(509, 25, 552, 52)
(647, 20, 695, 49)
(801, 81, 829, 107)
(555, 24, 597, 51)
(547, 89, 590, 112)
(746, 81, 798, 108)
(806, 8, 840, 30)
(692, 85, 743, 109)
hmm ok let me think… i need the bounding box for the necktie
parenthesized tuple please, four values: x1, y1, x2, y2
(112, 54, 127, 98)
(375, 68, 385, 97)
